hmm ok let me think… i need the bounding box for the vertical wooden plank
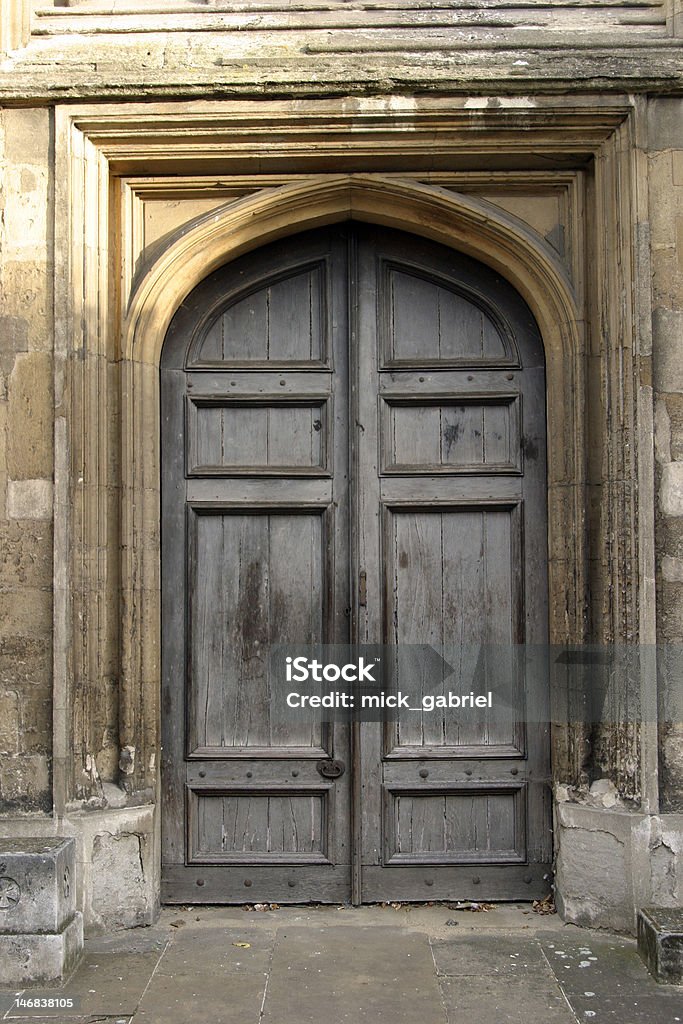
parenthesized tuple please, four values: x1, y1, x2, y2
(268, 269, 322, 361)
(191, 514, 225, 748)
(394, 793, 407, 855)
(269, 513, 323, 748)
(221, 797, 239, 855)
(267, 796, 282, 853)
(240, 514, 272, 748)
(194, 404, 210, 468)
(198, 796, 224, 857)
(390, 270, 439, 362)
(483, 511, 513, 645)
(197, 319, 223, 361)
(419, 795, 447, 853)
(482, 403, 511, 466)
(160, 366, 188, 865)
(221, 513, 248, 747)
(268, 406, 313, 467)
(221, 289, 269, 361)
(486, 793, 517, 854)
(393, 511, 444, 746)
(481, 312, 507, 360)
(437, 289, 484, 360)
(441, 404, 484, 467)
(442, 510, 486, 747)
(221, 406, 267, 467)
(392, 406, 441, 467)
(445, 794, 472, 855)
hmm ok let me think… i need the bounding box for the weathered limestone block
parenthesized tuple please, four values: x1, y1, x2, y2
(7, 352, 53, 481)
(655, 309, 683, 395)
(0, 837, 83, 986)
(660, 462, 683, 517)
(662, 395, 683, 463)
(554, 803, 667, 933)
(0, 838, 74, 934)
(1, 262, 52, 352)
(0, 754, 49, 810)
(0, 519, 52, 587)
(650, 817, 683, 904)
(70, 807, 158, 935)
(6, 479, 53, 520)
(638, 907, 683, 985)
(0, 919, 82, 987)
(659, 723, 683, 813)
(90, 829, 152, 932)
(0, 689, 19, 753)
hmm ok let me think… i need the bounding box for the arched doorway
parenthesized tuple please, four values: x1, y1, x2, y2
(160, 222, 550, 904)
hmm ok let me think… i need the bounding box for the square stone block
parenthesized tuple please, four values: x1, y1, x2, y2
(638, 906, 683, 985)
(0, 838, 76, 935)
(0, 912, 83, 987)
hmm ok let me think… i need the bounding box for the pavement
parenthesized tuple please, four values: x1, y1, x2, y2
(1, 903, 681, 1024)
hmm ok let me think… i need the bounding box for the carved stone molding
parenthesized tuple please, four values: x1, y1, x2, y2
(52, 98, 656, 818)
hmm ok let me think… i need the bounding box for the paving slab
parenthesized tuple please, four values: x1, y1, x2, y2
(431, 934, 549, 976)
(131, 924, 273, 1024)
(438, 974, 576, 1024)
(4, 953, 162, 1019)
(0, 1011, 131, 1024)
(539, 933, 683, 1023)
(261, 924, 447, 1024)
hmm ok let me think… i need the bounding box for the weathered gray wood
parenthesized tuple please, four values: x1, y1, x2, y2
(386, 264, 515, 365)
(162, 227, 351, 903)
(160, 366, 188, 866)
(356, 224, 549, 893)
(161, 222, 550, 903)
(388, 788, 524, 861)
(192, 792, 325, 859)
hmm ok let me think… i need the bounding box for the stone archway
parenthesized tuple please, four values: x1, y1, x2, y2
(119, 172, 585, 898)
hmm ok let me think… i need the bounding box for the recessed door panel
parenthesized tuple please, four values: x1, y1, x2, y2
(188, 508, 327, 753)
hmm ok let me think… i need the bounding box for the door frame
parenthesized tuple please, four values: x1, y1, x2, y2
(131, 173, 584, 905)
(49, 103, 658, 929)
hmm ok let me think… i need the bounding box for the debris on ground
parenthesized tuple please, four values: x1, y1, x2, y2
(232, 941, 251, 948)
(243, 903, 280, 912)
(169, 919, 186, 928)
(450, 901, 496, 912)
(445, 919, 459, 927)
(532, 894, 556, 915)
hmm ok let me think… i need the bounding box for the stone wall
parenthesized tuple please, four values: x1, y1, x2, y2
(651, 96, 683, 812)
(0, 108, 54, 813)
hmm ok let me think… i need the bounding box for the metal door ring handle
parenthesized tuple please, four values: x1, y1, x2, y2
(316, 759, 345, 779)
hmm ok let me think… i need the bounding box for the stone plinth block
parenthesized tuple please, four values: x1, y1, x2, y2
(638, 906, 683, 985)
(0, 913, 83, 987)
(0, 838, 76, 935)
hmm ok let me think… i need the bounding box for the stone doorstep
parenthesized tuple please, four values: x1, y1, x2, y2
(0, 913, 83, 988)
(637, 906, 683, 985)
(0, 838, 76, 935)
(0, 838, 84, 989)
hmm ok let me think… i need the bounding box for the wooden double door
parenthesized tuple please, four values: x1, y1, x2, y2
(160, 223, 551, 904)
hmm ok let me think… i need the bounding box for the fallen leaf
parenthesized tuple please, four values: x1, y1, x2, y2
(532, 895, 556, 915)
(232, 941, 251, 948)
